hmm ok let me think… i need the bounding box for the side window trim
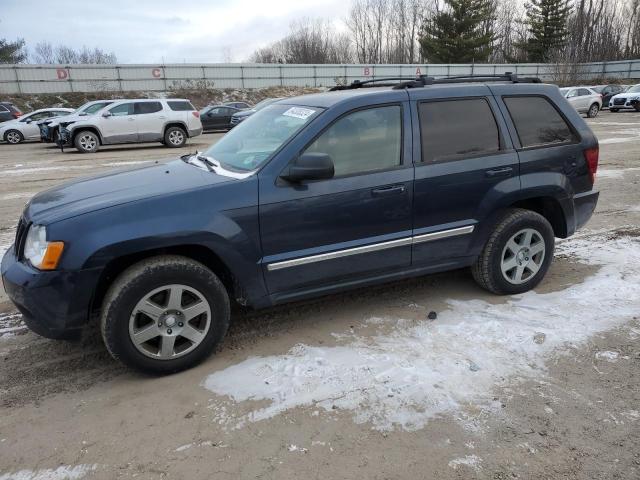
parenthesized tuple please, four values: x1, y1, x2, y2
(501, 94, 581, 151)
(295, 102, 406, 180)
(416, 96, 504, 164)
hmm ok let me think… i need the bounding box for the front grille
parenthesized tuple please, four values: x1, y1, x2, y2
(613, 98, 626, 105)
(15, 217, 28, 259)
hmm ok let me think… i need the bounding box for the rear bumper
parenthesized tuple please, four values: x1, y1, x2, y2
(1, 246, 101, 339)
(188, 126, 203, 138)
(573, 190, 599, 232)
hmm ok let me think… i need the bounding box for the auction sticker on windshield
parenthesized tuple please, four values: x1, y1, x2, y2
(282, 107, 316, 120)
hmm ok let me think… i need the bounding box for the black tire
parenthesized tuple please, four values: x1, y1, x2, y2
(4, 129, 24, 144)
(610, 108, 619, 113)
(164, 126, 187, 148)
(74, 130, 99, 153)
(634, 104, 640, 112)
(100, 255, 230, 374)
(471, 209, 555, 295)
(587, 103, 599, 118)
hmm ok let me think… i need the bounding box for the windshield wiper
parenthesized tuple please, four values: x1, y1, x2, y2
(196, 154, 221, 169)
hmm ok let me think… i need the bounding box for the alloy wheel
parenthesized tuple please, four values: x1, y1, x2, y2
(500, 228, 546, 285)
(129, 284, 211, 359)
(6, 131, 21, 144)
(79, 134, 97, 151)
(168, 130, 184, 146)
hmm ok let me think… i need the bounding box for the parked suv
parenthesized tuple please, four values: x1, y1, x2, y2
(1, 74, 599, 374)
(559, 87, 602, 117)
(609, 84, 640, 112)
(58, 99, 202, 153)
(0, 102, 22, 123)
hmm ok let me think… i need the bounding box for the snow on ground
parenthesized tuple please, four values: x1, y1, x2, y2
(0, 228, 15, 261)
(203, 232, 640, 431)
(0, 464, 97, 480)
(0, 312, 26, 338)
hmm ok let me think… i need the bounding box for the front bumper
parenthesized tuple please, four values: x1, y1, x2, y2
(1, 245, 101, 339)
(573, 189, 599, 232)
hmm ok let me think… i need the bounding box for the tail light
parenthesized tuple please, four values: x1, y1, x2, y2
(584, 146, 599, 184)
(12, 111, 22, 118)
(192, 111, 200, 118)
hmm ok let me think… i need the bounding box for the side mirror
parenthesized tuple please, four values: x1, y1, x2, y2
(102, 111, 112, 118)
(281, 153, 334, 183)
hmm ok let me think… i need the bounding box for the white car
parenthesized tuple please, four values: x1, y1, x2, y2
(609, 84, 640, 112)
(39, 100, 116, 143)
(59, 99, 203, 153)
(0, 108, 74, 144)
(559, 87, 602, 118)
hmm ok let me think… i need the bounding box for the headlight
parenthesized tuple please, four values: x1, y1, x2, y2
(23, 224, 64, 270)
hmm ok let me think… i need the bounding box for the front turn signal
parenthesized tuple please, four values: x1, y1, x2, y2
(40, 242, 65, 270)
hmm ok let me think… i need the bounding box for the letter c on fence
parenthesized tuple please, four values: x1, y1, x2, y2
(152, 68, 162, 78)
(56, 68, 68, 80)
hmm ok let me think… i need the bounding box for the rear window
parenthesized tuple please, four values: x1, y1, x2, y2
(135, 102, 162, 114)
(503, 96, 577, 148)
(167, 101, 195, 111)
(418, 98, 500, 163)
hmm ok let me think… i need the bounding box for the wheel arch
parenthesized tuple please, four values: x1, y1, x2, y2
(71, 125, 104, 145)
(163, 121, 189, 137)
(508, 195, 568, 238)
(89, 244, 243, 321)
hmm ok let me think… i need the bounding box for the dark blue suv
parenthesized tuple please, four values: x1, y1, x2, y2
(1, 74, 600, 373)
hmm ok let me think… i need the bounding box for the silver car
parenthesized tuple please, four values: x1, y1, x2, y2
(559, 87, 602, 118)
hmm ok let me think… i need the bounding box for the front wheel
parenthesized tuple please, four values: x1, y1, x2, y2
(74, 130, 99, 153)
(472, 209, 555, 295)
(4, 129, 24, 144)
(100, 256, 230, 374)
(164, 126, 187, 148)
(587, 103, 599, 118)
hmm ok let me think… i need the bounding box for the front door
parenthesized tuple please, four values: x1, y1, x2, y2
(259, 102, 414, 296)
(101, 102, 137, 143)
(409, 90, 520, 265)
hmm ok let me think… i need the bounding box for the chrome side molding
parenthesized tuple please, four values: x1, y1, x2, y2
(266, 225, 475, 271)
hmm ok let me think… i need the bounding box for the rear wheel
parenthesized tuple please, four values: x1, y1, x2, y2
(100, 256, 230, 374)
(74, 130, 99, 153)
(4, 129, 23, 144)
(587, 103, 599, 118)
(164, 126, 187, 148)
(472, 209, 555, 295)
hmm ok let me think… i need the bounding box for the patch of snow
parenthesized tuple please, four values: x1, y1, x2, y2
(101, 160, 153, 167)
(448, 455, 482, 471)
(0, 312, 25, 339)
(175, 443, 192, 452)
(0, 192, 34, 201)
(203, 233, 640, 431)
(287, 444, 307, 453)
(3, 165, 95, 176)
(0, 464, 97, 480)
(595, 351, 619, 362)
(599, 137, 637, 145)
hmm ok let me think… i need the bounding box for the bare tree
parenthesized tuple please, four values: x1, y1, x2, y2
(30, 41, 117, 64)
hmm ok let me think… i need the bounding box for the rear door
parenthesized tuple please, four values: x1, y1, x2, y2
(134, 101, 164, 141)
(409, 86, 520, 265)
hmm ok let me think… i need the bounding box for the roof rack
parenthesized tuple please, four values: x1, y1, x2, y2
(329, 72, 541, 91)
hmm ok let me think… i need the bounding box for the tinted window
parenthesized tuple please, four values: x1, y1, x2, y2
(109, 103, 133, 116)
(504, 96, 577, 148)
(168, 101, 195, 111)
(84, 102, 112, 114)
(0, 105, 8, 113)
(419, 98, 500, 163)
(304, 105, 401, 177)
(135, 102, 162, 114)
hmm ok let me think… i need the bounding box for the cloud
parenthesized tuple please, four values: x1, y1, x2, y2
(1, 0, 349, 63)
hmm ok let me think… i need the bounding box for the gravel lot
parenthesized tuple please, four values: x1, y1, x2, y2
(0, 115, 639, 480)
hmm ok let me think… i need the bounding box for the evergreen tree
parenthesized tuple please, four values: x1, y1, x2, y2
(518, 0, 572, 62)
(418, 0, 495, 63)
(0, 38, 27, 63)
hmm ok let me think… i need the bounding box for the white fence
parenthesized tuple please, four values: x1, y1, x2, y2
(1, 60, 639, 94)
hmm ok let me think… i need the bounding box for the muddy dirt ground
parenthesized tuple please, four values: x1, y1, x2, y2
(0, 113, 639, 479)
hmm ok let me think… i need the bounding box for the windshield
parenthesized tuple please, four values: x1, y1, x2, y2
(202, 104, 321, 172)
(559, 88, 570, 95)
(77, 102, 110, 114)
(627, 85, 640, 93)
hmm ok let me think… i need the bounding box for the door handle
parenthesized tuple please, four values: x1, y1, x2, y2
(371, 184, 406, 197)
(485, 167, 513, 178)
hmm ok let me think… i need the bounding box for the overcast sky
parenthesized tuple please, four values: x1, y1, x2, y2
(1, 0, 349, 63)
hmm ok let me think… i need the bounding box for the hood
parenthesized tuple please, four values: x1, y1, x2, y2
(44, 112, 89, 127)
(24, 159, 235, 224)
